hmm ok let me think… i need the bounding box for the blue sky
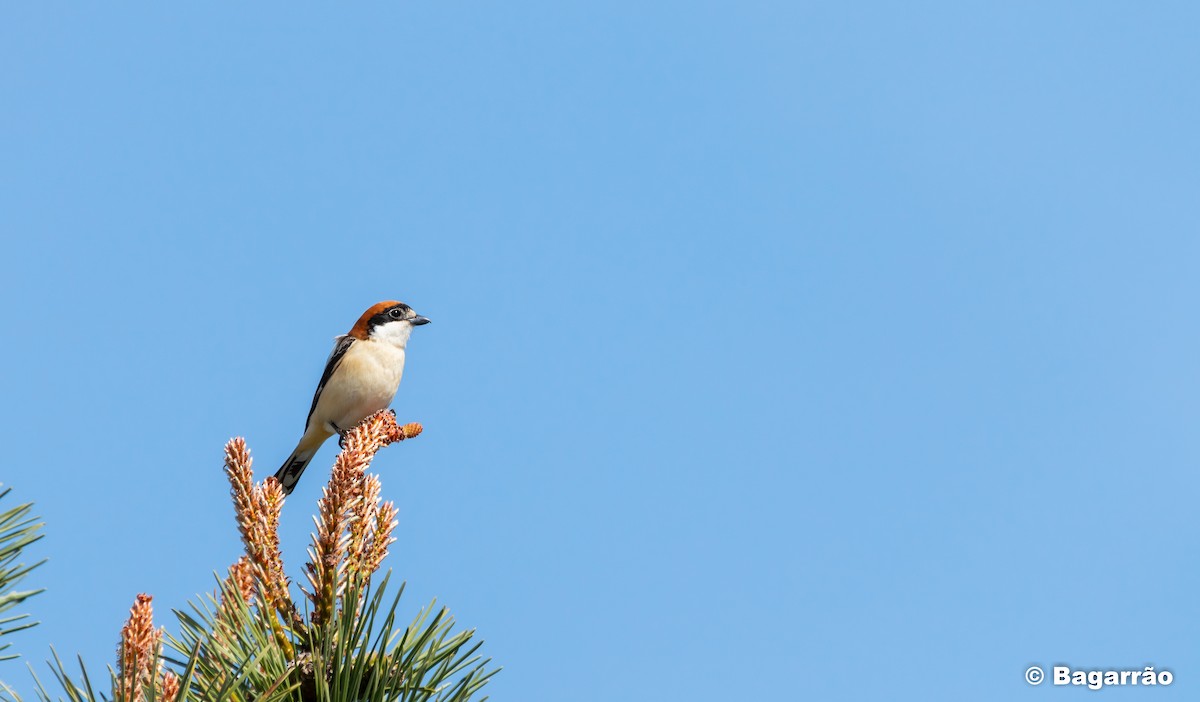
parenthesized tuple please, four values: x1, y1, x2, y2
(2, 2, 1199, 700)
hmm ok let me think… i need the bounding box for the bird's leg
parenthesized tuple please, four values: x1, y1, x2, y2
(331, 422, 348, 449)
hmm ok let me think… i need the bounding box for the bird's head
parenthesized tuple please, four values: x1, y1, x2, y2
(349, 300, 430, 347)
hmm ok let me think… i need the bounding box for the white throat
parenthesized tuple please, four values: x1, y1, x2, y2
(372, 320, 413, 349)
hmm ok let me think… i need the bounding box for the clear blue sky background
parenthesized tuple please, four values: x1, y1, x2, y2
(2, 3, 1198, 700)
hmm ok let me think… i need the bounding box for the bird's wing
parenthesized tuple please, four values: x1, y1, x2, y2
(304, 334, 356, 431)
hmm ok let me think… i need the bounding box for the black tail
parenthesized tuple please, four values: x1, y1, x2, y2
(274, 447, 316, 495)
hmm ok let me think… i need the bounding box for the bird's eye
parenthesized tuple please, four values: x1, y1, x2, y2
(389, 308, 405, 319)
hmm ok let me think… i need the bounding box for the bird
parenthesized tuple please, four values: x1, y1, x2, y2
(274, 300, 430, 495)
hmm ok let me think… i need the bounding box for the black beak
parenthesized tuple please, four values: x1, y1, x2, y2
(410, 315, 431, 326)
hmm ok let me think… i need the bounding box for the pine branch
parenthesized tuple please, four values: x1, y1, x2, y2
(29, 411, 496, 702)
(0, 486, 45, 672)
